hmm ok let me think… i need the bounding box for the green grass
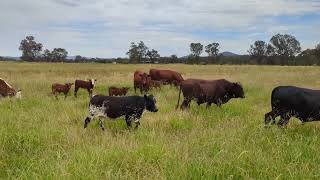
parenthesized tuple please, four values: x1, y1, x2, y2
(2, 61, 320, 179)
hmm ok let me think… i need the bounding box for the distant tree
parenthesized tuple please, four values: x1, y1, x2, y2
(269, 34, 301, 58)
(51, 48, 68, 62)
(43, 49, 52, 62)
(146, 49, 160, 63)
(248, 40, 270, 64)
(126, 41, 148, 63)
(19, 36, 43, 61)
(170, 54, 178, 63)
(190, 43, 203, 63)
(316, 43, 320, 58)
(205, 43, 219, 63)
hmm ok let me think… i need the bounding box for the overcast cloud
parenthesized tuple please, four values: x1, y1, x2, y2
(1, 0, 320, 57)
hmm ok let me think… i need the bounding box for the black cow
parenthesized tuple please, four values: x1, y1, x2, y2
(265, 86, 320, 127)
(84, 94, 158, 131)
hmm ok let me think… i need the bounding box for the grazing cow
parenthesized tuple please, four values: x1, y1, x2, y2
(133, 70, 150, 93)
(84, 94, 158, 131)
(74, 79, 97, 97)
(176, 79, 245, 109)
(149, 69, 184, 86)
(108, 86, 129, 96)
(52, 83, 73, 99)
(0, 78, 21, 98)
(265, 86, 320, 127)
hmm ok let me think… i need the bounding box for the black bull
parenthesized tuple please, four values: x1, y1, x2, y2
(176, 79, 245, 109)
(265, 86, 320, 127)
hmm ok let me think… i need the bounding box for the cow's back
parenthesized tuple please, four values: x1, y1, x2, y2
(272, 86, 320, 118)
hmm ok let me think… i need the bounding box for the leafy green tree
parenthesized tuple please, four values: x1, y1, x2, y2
(19, 36, 43, 61)
(316, 43, 320, 58)
(146, 49, 160, 63)
(43, 49, 52, 62)
(269, 34, 301, 58)
(51, 48, 68, 62)
(126, 41, 149, 63)
(205, 42, 219, 63)
(190, 42, 203, 63)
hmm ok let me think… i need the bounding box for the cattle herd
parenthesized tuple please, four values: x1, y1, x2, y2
(1, 68, 320, 130)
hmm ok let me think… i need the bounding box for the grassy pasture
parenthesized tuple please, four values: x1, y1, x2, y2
(1, 61, 320, 179)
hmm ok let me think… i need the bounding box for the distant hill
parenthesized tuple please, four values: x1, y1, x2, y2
(219, 51, 240, 57)
(1, 56, 20, 60)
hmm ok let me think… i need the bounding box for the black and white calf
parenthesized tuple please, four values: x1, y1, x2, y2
(265, 86, 320, 127)
(84, 94, 158, 131)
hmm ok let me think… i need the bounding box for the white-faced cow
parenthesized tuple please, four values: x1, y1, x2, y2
(74, 79, 97, 98)
(84, 94, 158, 131)
(0, 78, 21, 98)
(265, 86, 320, 128)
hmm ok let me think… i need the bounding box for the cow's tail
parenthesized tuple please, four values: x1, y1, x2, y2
(176, 84, 182, 109)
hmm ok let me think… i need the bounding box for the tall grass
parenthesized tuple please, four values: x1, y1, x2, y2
(1, 62, 320, 179)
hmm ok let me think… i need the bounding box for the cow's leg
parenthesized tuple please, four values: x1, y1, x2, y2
(134, 121, 141, 129)
(88, 89, 92, 98)
(74, 87, 79, 97)
(278, 113, 290, 128)
(99, 119, 105, 131)
(125, 115, 132, 129)
(84, 116, 93, 128)
(181, 98, 191, 110)
(64, 92, 68, 100)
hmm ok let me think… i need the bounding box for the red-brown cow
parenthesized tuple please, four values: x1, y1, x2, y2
(149, 69, 184, 86)
(52, 83, 74, 99)
(109, 87, 129, 96)
(0, 78, 21, 98)
(74, 79, 97, 97)
(176, 79, 245, 109)
(133, 70, 150, 94)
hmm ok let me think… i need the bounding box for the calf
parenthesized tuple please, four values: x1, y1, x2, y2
(108, 86, 129, 96)
(84, 94, 158, 131)
(74, 79, 97, 97)
(149, 79, 164, 89)
(265, 86, 320, 127)
(133, 70, 150, 93)
(0, 78, 21, 98)
(52, 83, 73, 99)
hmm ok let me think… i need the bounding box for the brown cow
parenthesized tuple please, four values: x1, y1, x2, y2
(0, 78, 21, 98)
(149, 69, 184, 86)
(52, 83, 74, 99)
(176, 79, 245, 109)
(109, 87, 129, 96)
(74, 79, 97, 97)
(134, 70, 150, 94)
(149, 78, 164, 89)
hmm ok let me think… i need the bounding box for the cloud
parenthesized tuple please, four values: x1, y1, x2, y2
(0, 0, 320, 57)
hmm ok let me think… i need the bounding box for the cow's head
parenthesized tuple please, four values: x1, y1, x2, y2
(144, 95, 158, 112)
(139, 73, 149, 85)
(65, 83, 74, 88)
(15, 89, 22, 99)
(123, 87, 130, 92)
(88, 79, 97, 87)
(230, 82, 245, 98)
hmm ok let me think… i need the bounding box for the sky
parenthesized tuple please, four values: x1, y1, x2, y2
(0, 0, 320, 58)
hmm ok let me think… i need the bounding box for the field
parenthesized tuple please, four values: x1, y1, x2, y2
(2, 61, 320, 179)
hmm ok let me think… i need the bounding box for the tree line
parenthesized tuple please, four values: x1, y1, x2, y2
(1, 34, 318, 65)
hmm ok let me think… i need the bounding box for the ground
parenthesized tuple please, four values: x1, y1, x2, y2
(1, 61, 320, 179)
